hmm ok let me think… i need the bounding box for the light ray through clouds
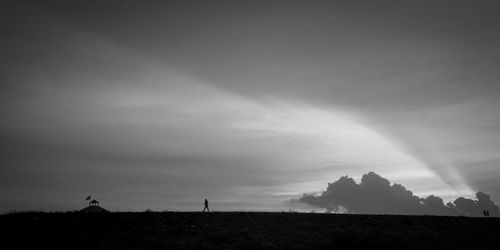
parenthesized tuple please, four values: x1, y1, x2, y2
(93, 69, 473, 209)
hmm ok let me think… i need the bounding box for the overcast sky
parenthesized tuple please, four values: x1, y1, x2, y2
(1, 0, 500, 212)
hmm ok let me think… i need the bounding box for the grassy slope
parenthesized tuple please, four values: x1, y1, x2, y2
(1, 212, 500, 249)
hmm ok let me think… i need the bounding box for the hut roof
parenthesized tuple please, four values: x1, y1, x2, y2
(80, 205, 108, 213)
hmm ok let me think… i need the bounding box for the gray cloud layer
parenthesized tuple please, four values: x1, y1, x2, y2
(21, 0, 500, 198)
(2, 0, 500, 211)
(297, 172, 499, 216)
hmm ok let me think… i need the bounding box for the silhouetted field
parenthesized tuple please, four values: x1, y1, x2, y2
(1, 212, 500, 249)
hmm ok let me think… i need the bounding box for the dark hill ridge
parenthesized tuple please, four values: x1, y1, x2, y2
(1, 212, 499, 249)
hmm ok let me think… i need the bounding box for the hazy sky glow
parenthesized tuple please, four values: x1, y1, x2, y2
(1, 0, 500, 212)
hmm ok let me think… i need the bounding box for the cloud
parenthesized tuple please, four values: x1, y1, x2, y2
(296, 172, 499, 216)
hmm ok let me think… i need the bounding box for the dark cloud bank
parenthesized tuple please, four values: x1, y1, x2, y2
(296, 172, 499, 217)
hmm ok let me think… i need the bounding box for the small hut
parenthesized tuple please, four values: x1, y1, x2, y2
(81, 199, 109, 213)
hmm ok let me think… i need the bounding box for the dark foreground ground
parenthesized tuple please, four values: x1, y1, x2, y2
(1, 212, 500, 249)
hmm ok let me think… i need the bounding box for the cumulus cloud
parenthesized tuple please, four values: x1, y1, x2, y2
(296, 172, 499, 216)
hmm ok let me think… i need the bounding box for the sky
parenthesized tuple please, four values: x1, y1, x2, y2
(1, 0, 500, 213)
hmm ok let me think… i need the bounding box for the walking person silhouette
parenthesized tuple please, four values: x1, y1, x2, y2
(203, 198, 210, 212)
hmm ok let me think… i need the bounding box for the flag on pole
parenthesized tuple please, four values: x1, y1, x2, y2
(85, 195, 91, 201)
